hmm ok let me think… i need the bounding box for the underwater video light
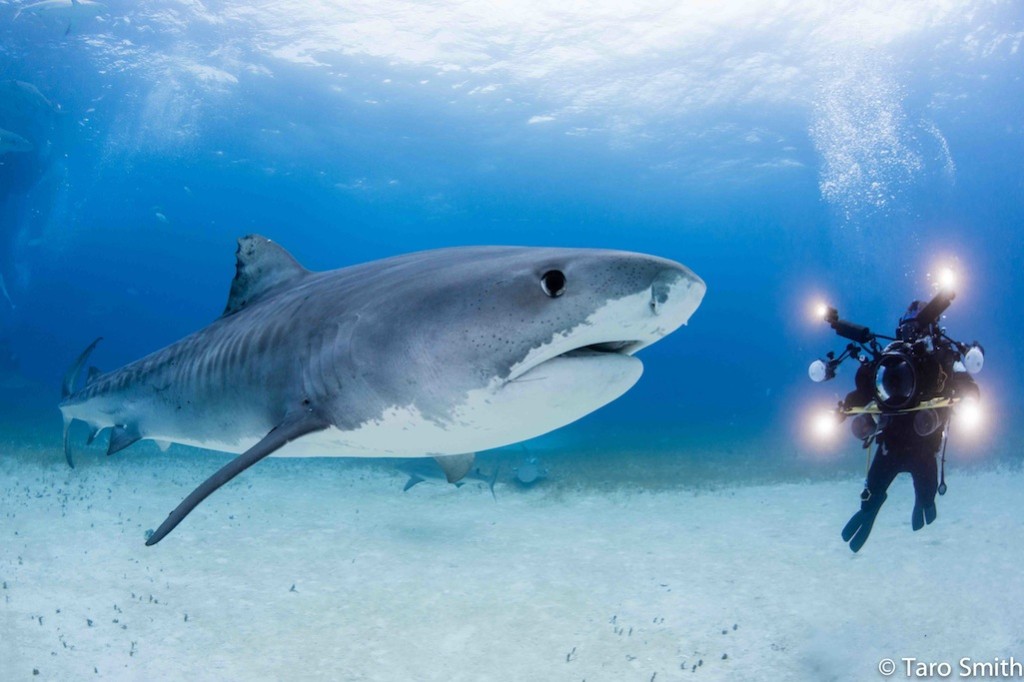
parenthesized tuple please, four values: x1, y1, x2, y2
(912, 287, 956, 334)
(811, 409, 839, 440)
(964, 345, 985, 374)
(956, 396, 984, 432)
(938, 267, 957, 292)
(820, 306, 874, 344)
(808, 359, 829, 382)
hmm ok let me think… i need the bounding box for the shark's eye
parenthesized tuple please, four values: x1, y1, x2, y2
(540, 270, 566, 298)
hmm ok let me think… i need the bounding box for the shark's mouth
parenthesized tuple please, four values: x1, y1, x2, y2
(566, 340, 645, 356)
(507, 338, 645, 384)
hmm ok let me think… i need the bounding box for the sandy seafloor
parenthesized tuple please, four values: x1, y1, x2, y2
(1, 439, 1022, 682)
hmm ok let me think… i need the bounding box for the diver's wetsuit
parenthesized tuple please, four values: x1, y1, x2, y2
(840, 370, 978, 553)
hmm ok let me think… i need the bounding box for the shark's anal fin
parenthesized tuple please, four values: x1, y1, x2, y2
(433, 453, 476, 484)
(107, 425, 141, 456)
(402, 474, 425, 492)
(145, 410, 330, 546)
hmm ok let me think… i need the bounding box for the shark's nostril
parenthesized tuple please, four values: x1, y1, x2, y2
(650, 270, 678, 315)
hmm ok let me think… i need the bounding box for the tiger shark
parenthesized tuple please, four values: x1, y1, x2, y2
(0, 128, 32, 155)
(14, 0, 106, 33)
(59, 236, 705, 544)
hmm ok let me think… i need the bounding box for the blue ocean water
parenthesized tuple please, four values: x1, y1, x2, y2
(1, 1, 1022, 472)
(3, 4, 1024, 680)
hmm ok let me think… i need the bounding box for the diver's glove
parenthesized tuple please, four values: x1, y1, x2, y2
(911, 503, 937, 531)
(841, 490, 887, 553)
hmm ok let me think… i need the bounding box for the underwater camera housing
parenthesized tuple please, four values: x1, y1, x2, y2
(808, 283, 983, 413)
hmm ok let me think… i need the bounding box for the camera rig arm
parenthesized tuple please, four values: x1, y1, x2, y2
(808, 307, 888, 383)
(824, 307, 875, 345)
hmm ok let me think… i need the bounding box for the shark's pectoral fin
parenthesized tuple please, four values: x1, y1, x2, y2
(145, 410, 330, 546)
(108, 425, 141, 456)
(433, 453, 476, 484)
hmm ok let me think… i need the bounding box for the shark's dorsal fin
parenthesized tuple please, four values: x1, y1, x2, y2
(222, 235, 308, 317)
(86, 366, 102, 386)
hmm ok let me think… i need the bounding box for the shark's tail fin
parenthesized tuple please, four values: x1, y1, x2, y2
(62, 337, 102, 399)
(61, 337, 102, 469)
(486, 463, 500, 502)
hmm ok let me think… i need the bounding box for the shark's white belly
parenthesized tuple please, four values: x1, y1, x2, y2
(168, 353, 643, 458)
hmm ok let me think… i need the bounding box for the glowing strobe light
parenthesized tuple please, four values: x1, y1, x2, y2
(815, 302, 829, 320)
(938, 267, 957, 292)
(956, 397, 984, 432)
(811, 410, 839, 440)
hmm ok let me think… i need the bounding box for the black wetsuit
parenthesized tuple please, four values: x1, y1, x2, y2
(840, 369, 978, 553)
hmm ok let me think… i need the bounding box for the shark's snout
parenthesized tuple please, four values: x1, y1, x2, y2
(649, 264, 706, 323)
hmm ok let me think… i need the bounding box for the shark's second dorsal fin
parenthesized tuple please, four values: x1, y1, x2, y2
(222, 235, 308, 317)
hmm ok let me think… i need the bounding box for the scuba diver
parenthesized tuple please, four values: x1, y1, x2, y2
(808, 276, 985, 552)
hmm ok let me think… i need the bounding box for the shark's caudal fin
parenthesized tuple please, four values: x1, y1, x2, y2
(221, 235, 309, 317)
(62, 417, 75, 468)
(62, 337, 102, 399)
(61, 337, 103, 469)
(145, 409, 330, 546)
(486, 464, 500, 502)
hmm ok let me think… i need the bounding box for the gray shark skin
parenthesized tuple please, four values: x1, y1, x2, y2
(14, 0, 105, 21)
(0, 128, 33, 155)
(59, 236, 705, 544)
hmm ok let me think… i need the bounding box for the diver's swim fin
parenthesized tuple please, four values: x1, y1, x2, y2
(911, 503, 937, 531)
(841, 492, 887, 553)
(145, 410, 329, 546)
